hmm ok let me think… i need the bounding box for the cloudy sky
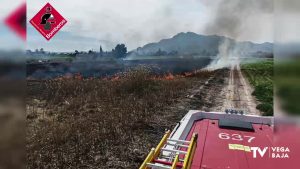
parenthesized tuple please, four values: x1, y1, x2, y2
(25, 0, 275, 52)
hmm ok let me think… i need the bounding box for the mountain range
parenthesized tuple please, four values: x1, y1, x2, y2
(130, 32, 273, 58)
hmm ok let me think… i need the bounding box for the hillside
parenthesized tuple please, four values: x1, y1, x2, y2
(131, 32, 273, 57)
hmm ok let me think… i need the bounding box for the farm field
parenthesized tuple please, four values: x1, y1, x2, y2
(241, 60, 274, 116)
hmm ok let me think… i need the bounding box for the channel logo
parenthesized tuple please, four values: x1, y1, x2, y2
(30, 3, 67, 40)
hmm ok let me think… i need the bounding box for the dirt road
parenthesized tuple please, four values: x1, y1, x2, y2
(185, 64, 261, 115)
(222, 62, 261, 115)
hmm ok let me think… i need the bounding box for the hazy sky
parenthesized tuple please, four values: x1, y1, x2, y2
(26, 0, 274, 52)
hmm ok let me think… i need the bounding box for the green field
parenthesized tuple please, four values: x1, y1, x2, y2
(242, 60, 273, 116)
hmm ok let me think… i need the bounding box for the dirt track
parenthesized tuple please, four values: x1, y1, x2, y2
(221, 62, 261, 115)
(178, 63, 261, 115)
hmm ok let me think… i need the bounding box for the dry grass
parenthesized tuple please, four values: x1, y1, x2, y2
(26, 68, 214, 168)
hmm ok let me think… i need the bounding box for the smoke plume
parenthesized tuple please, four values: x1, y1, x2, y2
(205, 0, 273, 39)
(204, 0, 273, 69)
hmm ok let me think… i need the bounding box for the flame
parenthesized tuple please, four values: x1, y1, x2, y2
(111, 75, 120, 81)
(165, 73, 175, 80)
(149, 71, 199, 80)
(27, 70, 203, 81)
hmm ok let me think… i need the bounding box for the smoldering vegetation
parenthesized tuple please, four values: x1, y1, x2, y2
(26, 58, 212, 79)
(26, 67, 215, 168)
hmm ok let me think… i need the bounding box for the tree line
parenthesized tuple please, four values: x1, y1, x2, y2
(27, 44, 128, 59)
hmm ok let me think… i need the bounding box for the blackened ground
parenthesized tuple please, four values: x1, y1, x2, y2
(26, 68, 228, 169)
(26, 58, 211, 79)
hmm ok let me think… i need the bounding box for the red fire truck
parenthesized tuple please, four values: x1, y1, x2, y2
(139, 110, 299, 169)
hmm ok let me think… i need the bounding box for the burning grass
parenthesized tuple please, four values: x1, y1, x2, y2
(26, 68, 214, 168)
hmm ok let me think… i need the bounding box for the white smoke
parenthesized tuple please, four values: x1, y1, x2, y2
(206, 39, 238, 70)
(204, 0, 273, 70)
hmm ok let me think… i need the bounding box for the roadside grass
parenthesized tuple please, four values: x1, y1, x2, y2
(26, 68, 213, 168)
(241, 60, 273, 116)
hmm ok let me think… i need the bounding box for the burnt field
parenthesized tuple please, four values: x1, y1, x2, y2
(26, 68, 228, 169)
(26, 57, 212, 79)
